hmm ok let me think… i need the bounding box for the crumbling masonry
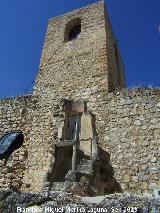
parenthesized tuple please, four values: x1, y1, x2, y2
(0, 1, 159, 196)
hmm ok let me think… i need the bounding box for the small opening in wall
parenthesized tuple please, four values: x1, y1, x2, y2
(69, 25, 81, 41)
(64, 18, 81, 42)
(52, 146, 73, 182)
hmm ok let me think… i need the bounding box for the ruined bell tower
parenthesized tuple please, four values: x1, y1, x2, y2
(34, 1, 125, 101)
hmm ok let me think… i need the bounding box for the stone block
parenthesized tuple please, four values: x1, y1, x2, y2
(123, 175, 131, 183)
(141, 182, 149, 190)
(131, 176, 139, 183)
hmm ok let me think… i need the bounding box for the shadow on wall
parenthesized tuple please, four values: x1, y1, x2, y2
(49, 146, 73, 182)
(92, 147, 123, 195)
(68, 147, 123, 196)
(42, 145, 122, 196)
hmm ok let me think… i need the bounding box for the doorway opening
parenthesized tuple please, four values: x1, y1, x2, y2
(52, 146, 73, 182)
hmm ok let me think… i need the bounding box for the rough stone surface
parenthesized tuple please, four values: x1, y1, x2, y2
(0, 1, 159, 196)
(0, 190, 159, 212)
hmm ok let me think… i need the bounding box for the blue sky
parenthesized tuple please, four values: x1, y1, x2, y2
(0, 0, 159, 99)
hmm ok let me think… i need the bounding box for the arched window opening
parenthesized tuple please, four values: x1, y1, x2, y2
(69, 25, 81, 41)
(64, 18, 81, 42)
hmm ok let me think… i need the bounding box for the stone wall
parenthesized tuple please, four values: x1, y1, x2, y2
(0, 89, 159, 194)
(0, 95, 36, 189)
(86, 88, 160, 194)
(0, 95, 64, 192)
(104, 8, 126, 91)
(21, 98, 65, 192)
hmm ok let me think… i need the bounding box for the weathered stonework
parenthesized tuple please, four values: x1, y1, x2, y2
(34, 0, 125, 101)
(0, 1, 159, 196)
(87, 88, 160, 194)
(0, 190, 160, 212)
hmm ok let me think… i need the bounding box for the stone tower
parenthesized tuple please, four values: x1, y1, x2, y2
(30, 0, 126, 195)
(34, 0, 125, 101)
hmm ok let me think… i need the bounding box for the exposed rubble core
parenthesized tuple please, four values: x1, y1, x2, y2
(0, 189, 159, 212)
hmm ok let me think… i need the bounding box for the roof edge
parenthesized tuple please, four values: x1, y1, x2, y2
(49, 0, 104, 22)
